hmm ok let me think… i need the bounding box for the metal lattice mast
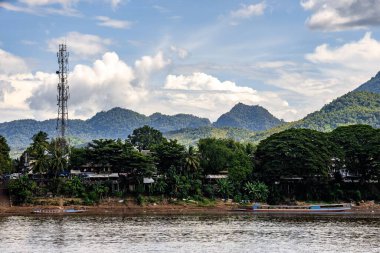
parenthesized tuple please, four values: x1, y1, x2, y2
(56, 44, 69, 149)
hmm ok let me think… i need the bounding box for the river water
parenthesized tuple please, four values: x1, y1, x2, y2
(0, 213, 379, 253)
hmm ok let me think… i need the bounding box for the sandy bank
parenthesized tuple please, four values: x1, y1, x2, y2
(0, 200, 379, 216)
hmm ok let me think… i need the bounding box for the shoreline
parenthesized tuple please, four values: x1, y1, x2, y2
(1, 200, 379, 216)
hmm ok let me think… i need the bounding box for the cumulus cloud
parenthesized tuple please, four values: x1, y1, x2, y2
(0, 49, 29, 75)
(47, 32, 111, 59)
(25, 51, 172, 119)
(95, 16, 132, 29)
(8, 31, 380, 124)
(134, 51, 171, 87)
(230, 2, 266, 19)
(163, 72, 291, 121)
(260, 32, 380, 120)
(301, 0, 380, 31)
(27, 52, 141, 118)
(0, 81, 15, 102)
(306, 32, 380, 67)
(0, 47, 291, 123)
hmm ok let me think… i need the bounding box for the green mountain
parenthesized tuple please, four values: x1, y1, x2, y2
(292, 91, 380, 131)
(213, 103, 283, 131)
(0, 107, 211, 152)
(167, 72, 380, 145)
(355, 71, 380, 94)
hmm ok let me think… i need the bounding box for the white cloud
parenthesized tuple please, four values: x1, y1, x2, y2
(47, 32, 111, 59)
(165, 72, 253, 92)
(27, 52, 145, 119)
(108, 0, 124, 10)
(19, 0, 78, 7)
(306, 32, 380, 67)
(0, 48, 291, 123)
(0, 49, 29, 75)
(25, 51, 172, 119)
(0, 0, 80, 16)
(5, 31, 380, 124)
(230, 2, 266, 19)
(301, 0, 380, 31)
(259, 32, 380, 120)
(170, 46, 189, 59)
(163, 72, 291, 121)
(0, 72, 44, 122)
(134, 51, 171, 87)
(95, 16, 132, 29)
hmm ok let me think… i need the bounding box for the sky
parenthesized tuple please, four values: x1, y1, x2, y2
(1, 0, 380, 123)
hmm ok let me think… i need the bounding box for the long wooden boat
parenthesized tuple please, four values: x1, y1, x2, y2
(234, 204, 351, 213)
(32, 208, 87, 214)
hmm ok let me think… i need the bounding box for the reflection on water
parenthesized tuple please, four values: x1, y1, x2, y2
(0, 214, 379, 253)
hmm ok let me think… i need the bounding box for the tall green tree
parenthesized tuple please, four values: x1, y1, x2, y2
(0, 135, 12, 174)
(26, 131, 50, 175)
(255, 129, 341, 180)
(128, 125, 165, 150)
(184, 146, 200, 174)
(48, 138, 69, 178)
(86, 139, 121, 172)
(329, 125, 380, 182)
(198, 138, 253, 189)
(153, 139, 186, 174)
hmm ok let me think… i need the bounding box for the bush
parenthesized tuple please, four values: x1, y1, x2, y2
(8, 176, 38, 205)
(114, 190, 123, 198)
(267, 185, 282, 205)
(62, 177, 85, 197)
(136, 194, 145, 205)
(203, 184, 216, 199)
(244, 181, 269, 203)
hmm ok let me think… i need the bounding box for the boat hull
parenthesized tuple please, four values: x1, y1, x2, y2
(32, 209, 86, 214)
(234, 208, 351, 213)
(234, 204, 352, 213)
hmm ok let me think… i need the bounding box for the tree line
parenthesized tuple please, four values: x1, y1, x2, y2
(1, 124, 379, 205)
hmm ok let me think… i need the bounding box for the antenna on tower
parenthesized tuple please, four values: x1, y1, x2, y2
(56, 44, 69, 152)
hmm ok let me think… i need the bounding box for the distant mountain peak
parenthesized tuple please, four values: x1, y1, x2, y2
(213, 103, 283, 131)
(355, 71, 380, 94)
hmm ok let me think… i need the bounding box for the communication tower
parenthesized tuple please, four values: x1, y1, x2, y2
(56, 44, 69, 150)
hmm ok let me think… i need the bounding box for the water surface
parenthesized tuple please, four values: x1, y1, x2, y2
(0, 214, 379, 253)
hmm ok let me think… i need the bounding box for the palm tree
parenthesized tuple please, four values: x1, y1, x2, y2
(184, 146, 200, 174)
(48, 138, 69, 178)
(31, 147, 50, 175)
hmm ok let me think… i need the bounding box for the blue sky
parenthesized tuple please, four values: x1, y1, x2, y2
(1, 0, 380, 123)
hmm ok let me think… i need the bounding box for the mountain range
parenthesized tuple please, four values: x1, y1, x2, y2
(1, 71, 380, 153)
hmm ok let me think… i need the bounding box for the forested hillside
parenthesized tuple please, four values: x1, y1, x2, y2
(213, 103, 283, 131)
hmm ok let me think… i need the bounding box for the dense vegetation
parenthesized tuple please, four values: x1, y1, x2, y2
(293, 91, 380, 131)
(0, 136, 12, 174)
(2, 124, 379, 205)
(213, 103, 284, 131)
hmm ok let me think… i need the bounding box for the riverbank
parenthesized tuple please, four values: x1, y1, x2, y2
(0, 198, 379, 216)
